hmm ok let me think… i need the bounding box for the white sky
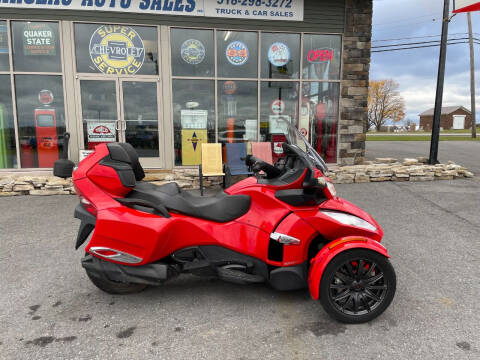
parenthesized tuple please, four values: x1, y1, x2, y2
(371, 0, 480, 123)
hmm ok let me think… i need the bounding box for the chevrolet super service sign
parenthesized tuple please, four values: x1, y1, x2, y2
(0, 0, 304, 21)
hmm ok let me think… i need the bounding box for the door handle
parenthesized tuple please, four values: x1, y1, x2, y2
(122, 120, 127, 131)
(115, 120, 121, 131)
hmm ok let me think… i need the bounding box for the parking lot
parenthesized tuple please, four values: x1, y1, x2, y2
(366, 140, 480, 174)
(1, 175, 479, 360)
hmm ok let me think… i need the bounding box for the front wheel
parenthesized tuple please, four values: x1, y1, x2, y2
(319, 249, 396, 323)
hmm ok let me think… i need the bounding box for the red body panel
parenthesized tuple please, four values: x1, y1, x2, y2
(73, 143, 390, 300)
(307, 237, 390, 300)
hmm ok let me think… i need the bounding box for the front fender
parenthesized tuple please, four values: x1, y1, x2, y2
(307, 236, 390, 300)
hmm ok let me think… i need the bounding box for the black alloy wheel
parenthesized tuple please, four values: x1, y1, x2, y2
(319, 249, 396, 323)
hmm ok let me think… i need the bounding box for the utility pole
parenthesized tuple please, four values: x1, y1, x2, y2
(429, 0, 450, 164)
(468, 12, 477, 138)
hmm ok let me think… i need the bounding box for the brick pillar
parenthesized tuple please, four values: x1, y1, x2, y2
(339, 0, 372, 165)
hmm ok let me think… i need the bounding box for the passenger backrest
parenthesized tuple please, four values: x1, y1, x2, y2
(106, 142, 145, 182)
(118, 143, 145, 181)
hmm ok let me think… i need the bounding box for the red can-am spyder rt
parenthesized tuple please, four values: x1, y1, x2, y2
(70, 121, 396, 323)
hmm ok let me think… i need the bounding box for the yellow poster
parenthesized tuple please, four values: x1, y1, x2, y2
(181, 129, 207, 165)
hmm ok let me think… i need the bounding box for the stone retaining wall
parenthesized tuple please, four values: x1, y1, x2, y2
(0, 158, 473, 197)
(328, 157, 474, 184)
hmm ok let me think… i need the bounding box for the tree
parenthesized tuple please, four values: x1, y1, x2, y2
(368, 79, 406, 131)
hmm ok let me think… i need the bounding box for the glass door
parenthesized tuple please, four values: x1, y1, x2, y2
(77, 78, 163, 167)
(78, 79, 120, 150)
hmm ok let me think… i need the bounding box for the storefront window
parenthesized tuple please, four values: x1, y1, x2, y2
(11, 21, 61, 73)
(217, 31, 257, 78)
(0, 75, 17, 168)
(302, 82, 339, 163)
(15, 75, 65, 168)
(260, 81, 298, 148)
(75, 23, 158, 75)
(0, 21, 9, 71)
(302, 34, 342, 80)
(218, 81, 257, 143)
(172, 79, 215, 166)
(261, 33, 300, 80)
(171, 29, 214, 77)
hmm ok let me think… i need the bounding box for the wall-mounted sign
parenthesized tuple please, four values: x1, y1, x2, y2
(38, 90, 54, 105)
(268, 42, 290, 67)
(204, 0, 304, 21)
(0, 24, 7, 54)
(270, 99, 285, 115)
(226, 41, 249, 66)
(89, 25, 145, 75)
(307, 48, 334, 63)
(181, 39, 205, 65)
(0, 0, 304, 21)
(87, 121, 116, 143)
(23, 23, 56, 56)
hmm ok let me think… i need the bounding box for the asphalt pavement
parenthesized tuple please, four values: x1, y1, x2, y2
(0, 178, 479, 359)
(366, 140, 480, 174)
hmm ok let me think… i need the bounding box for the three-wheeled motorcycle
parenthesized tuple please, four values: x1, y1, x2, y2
(69, 120, 396, 323)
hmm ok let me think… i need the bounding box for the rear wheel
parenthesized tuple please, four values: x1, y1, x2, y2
(319, 249, 396, 323)
(85, 270, 147, 295)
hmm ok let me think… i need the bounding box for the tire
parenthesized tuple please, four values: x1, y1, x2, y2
(85, 270, 147, 295)
(319, 249, 396, 324)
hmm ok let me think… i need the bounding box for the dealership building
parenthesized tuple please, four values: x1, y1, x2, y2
(0, 0, 371, 172)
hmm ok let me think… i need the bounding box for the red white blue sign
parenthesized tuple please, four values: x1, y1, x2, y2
(268, 42, 290, 67)
(226, 41, 249, 66)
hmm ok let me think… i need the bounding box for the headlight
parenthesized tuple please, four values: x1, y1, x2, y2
(326, 181, 336, 197)
(321, 211, 377, 232)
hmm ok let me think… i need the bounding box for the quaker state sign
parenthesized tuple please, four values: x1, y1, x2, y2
(89, 25, 145, 75)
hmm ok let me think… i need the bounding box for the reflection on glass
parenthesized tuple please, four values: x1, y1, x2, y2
(80, 80, 118, 149)
(75, 23, 158, 75)
(0, 22, 9, 71)
(302, 82, 339, 163)
(0, 75, 17, 168)
(218, 81, 257, 143)
(260, 81, 298, 161)
(122, 81, 159, 157)
(15, 75, 65, 168)
(302, 34, 342, 80)
(171, 28, 214, 77)
(217, 31, 257, 78)
(172, 79, 215, 166)
(12, 21, 61, 72)
(261, 33, 300, 79)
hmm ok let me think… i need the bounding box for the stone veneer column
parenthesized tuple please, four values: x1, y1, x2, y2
(339, 0, 372, 165)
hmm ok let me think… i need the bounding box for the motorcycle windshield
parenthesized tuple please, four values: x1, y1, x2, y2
(275, 117, 329, 173)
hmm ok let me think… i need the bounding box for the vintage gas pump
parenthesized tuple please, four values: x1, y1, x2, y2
(35, 89, 59, 168)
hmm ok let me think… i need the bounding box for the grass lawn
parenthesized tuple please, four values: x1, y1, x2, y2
(366, 134, 480, 141)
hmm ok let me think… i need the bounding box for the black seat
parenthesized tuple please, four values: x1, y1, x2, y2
(127, 182, 251, 223)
